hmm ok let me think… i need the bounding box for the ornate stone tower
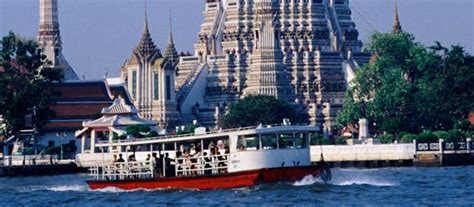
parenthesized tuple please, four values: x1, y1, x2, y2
(392, 0, 402, 33)
(164, 15, 179, 64)
(243, 0, 294, 101)
(174, 0, 368, 129)
(120, 11, 179, 130)
(38, 0, 79, 80)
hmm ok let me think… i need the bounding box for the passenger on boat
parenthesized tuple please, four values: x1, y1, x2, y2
(217, 146, 229, 173)
(183, 150, 193, 175)
(112, 154, 118, 162)
(203, 152, 212, 175)
(128, 154, 136, 162)
(152, 153, 162, 177)
(116, 154, 125, 162)
(208, 141, 215, 150)
(164, 153, 174, 177)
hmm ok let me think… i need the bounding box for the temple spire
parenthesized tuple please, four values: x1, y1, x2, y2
(164, 10, 179, 62)
(392, 0, 402, 33)
(38, 0, 79, 80)
(143, 3, 150, 35)
(134, 5, 161, 60)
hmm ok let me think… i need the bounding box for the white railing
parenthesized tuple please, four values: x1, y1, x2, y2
(3, 155, 60, 166)
(89, 161, 154, 181)
(177, 63, 207, 103)
(175, 154, 229, 176)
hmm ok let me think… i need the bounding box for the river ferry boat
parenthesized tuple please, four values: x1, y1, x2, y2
(83, 124, 331, 190)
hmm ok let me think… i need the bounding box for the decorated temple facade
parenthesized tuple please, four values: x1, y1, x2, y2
(174, 0, 370, 131)
(112, 0, 373, 132)
(120, 12, 180, 130)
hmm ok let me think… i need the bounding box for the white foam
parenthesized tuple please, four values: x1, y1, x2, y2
(47, 184, 89, 192)
(293, 175, 322, 186)
(330, 177, 398, 187)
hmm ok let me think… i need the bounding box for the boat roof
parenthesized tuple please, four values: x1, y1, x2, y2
(95, 124, 320, 148)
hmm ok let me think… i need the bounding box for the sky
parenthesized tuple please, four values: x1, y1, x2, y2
(0, 0, 473, 79)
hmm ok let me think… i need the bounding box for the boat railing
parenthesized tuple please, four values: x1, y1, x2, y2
(3, 155, 59, 166)
(99, 123, 314, 145)
(89, 161, 154, 181)
(174, 153, 229, 176)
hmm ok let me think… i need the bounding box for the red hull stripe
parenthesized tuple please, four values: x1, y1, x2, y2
(87, 166, 323, 190)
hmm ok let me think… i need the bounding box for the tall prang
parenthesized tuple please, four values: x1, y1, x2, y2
(38, 0, 79, 80)
(243, 0, 294, 101)
(174, 0, 370, 130)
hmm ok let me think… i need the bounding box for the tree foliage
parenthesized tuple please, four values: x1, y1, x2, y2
(222, 95, 298, 128)
(0, 32, 62, 136)
(125, 124, 155, 138)
(337, 32, 474, 135)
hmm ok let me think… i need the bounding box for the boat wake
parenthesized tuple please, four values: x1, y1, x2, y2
(329, 171, 399, 187)
(19, 184, 172, 193)
(292, 170, 399, 187)
(293, 175, 322, 186)
(46, 184, 89, 192)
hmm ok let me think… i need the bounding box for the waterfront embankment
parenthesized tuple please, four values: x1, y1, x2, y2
(311, 139, 474, 167)
(0, 155, 85, 177)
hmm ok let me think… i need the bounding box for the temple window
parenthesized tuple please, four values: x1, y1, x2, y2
(153, 73, 159, 100)
(131, 70, 137, 99)
(166, 75, 171, 100)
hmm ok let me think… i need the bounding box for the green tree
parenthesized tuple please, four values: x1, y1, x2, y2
(222, 95, 298, 128)
(125, 124, 154, 138)
(337, 32, 474, 134)
(0, 32, 62, 137)
(416, 131, 437, 143)
(401, 133, 417, 143)
(379, 134, 395, 144)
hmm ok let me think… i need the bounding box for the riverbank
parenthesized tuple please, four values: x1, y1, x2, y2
(310, 140, 474, 167)
(0, 155, 86, 177)
(0, 166, 472, 205)
(0, 162, 86, 177)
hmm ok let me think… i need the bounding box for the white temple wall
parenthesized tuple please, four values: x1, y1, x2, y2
(180, 64, 209, 114)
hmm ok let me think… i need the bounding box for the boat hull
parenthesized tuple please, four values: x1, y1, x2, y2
(87, 166, 323, 190)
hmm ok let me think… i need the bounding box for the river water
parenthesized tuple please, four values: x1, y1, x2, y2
(1, 166, 473, 206)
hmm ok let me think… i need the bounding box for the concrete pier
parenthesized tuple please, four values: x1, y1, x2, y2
(310, 139, 474, 167)
(310, 144, 415, 167)
(0, 155, 85, 177)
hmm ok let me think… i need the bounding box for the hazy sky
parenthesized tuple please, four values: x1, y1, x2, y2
(1, 0, 473, 79)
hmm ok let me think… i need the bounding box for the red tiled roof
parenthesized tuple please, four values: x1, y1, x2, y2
(55, 85, 110, 100)
(50, 103, 111, 118)
(469, 112, 474, 125)
(45, 80, 134, 131)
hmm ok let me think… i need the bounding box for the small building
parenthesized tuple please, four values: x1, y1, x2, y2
(75, 96, 157, 155)
(38, 80, 132, 156)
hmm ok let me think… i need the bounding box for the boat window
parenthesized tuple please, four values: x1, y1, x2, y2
(309, 133, 324, 145)
(261, 134, 277, 150)
(237, 135, 259, 151)
(294, 133, 308, 149)
(164, 143, 175, 151)
(279, 133, 295, 149)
